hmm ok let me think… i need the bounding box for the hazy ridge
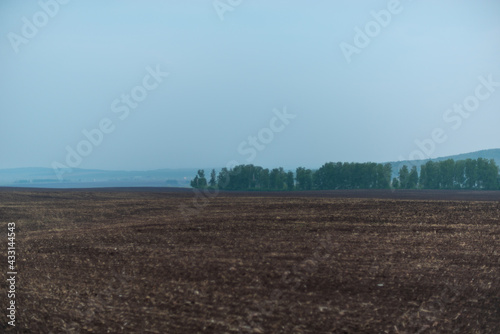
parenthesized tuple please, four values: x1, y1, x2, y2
(388, 148, 500, 177)
(1, 149, 499, 188)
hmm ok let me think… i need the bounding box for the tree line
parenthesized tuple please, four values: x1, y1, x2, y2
(393, 158, 499, 190)
(191, 162, 393, 191)
(191, 158, 500, 191)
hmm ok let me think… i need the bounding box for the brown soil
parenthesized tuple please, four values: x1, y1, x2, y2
(0, 189, 499, 333)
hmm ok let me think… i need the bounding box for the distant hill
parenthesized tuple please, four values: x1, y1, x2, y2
(2, 149, 499, 188)
(388, 148, 500, 177)
(0, 167, 199, 188)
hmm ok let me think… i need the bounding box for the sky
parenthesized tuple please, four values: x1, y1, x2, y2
(1, 0, 499, 171)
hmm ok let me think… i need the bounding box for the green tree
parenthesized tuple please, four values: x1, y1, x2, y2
(454, 160, 466, 189)
(190, 175, 199, 188)
(392, 177, 400, 189)
(209, 169, 217, 188)
(399, 165, 410, 189)
(190, 169, 208, 188)
(286, 171, 295, 190)
(439, 159, 455, 189)
(217, 168, 230, 189)
(420, 161, 439, 189)
(408, 166, 419, 189)
(269, 168, 286, 190)
(477, 158, 499, 190)
(258, 168, 270, 189)
(296, 167, 313, 190)
(197, 169, 207, 188)
(376, 163, 392, 189)
(465, 159, 477, 189)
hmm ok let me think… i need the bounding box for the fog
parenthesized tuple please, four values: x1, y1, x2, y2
(1, 0, 499, 171)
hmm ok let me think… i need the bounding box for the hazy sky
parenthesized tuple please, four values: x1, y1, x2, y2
(1, 0, 499, 171)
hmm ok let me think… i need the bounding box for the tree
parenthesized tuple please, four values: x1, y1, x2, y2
(313, 162, 392, 190)
(487, 159, 500, 190)
(465, 159, 477, 189)
(190, 175, 199, 188)
(197, 169, 207, 188)
(269, 168, 285, 190)
(408, 166, 419, 189)
(296, 167, 313, 190)
(196, 158, 499, 192)
(286, 171, 295, 190)
(439, 159, 455, 189)
(399, 165, 410, 189)
(304, 169, 314, 190)
(258, 168, 270, 189)
(392, 177, 400, 189)
(376, 163, 392, 189)
(454, 160, 466, 189)
(420, 161, 439, 189)
(314, 162, 336, 190)
(217, 168, 230, 189)
(190, 169, 207, 189)
(209, 169, 217, 188)
(477, 158, 499, 190)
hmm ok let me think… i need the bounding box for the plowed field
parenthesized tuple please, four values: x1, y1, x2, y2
(1, 189, 499, 333)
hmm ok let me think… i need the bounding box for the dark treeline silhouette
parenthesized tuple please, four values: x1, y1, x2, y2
(191, 165, 294, 191)
(394, 158, 500, 190)
(191, 162, 393, 191)
(313, 162, 393, 190)
(191, 158, 500, 191)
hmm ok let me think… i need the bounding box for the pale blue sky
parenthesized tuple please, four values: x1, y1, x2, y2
(1, 0, 499, 170)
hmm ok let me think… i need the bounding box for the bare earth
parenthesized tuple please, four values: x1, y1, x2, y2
(0, 189, 499, 333)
